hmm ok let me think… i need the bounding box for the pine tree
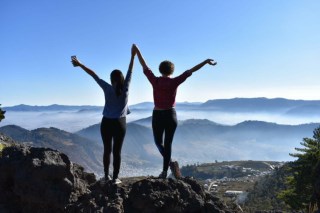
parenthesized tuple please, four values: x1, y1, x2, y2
(0, 104, 5, 122)
(278, 126, 320, 210)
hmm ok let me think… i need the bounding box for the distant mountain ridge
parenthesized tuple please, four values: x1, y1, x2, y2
(3, 104, 102, 112)
(4, 98, 320, 116)
(78, 118, 320, 163)
(200, 97, 320, 113)
(0, 123, 158, 176)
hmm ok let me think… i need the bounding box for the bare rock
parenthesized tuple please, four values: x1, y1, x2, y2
(67, 177, 232, 213)
(0, 136, 96, 213)
(0, 133, 232, 213)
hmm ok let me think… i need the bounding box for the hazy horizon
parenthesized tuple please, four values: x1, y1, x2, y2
(2, 107, 317, 169)
(2, 95, 320, 108)
(3, 96, 320, 108)
(2, 97, 319, 172)
(2, 100, 320, 132)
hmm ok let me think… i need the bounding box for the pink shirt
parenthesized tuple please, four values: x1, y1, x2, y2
(143, 67, 192, 109)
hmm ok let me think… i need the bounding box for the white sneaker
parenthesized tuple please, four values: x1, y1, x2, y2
(100, 175, 112, 185)
(113, 178, 122, 185)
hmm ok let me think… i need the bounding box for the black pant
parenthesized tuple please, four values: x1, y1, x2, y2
(152, 108, 178, 172)
(100, 116, 126, 179)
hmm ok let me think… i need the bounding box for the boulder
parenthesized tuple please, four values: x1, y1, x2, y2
(0, 134, 96, 213)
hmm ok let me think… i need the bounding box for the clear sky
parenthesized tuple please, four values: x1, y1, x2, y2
(1, 0, 320, 107)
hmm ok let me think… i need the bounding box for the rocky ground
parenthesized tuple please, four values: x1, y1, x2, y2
(0, 133, 233, 213)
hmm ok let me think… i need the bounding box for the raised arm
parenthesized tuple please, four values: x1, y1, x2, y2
(133, 44, 148, 70)
(71, 57, 100, 80)
(128, 44, 136, 72)
(188, 59, 217, 73)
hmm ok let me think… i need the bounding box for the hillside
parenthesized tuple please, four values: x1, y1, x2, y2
(0, 125, 103, 174)
(179, 160, 295, 211)
(174, 120, 318, 162)
(0, 124, 159, 177)
(180, 160, 283, 180)
(243, 164, 292, 212)
(2, 119, 319, 177)
(79, 118, 320, 168)
(0, 135, 233, 213)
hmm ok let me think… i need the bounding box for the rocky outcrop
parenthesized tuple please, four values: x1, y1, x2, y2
(67, 177, 231, 213)
(0, 133, 232, 213)
(0, 133, 96, 213)
(0, 133, 16, 147)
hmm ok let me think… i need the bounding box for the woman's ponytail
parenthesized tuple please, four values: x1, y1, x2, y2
(110, 70, 124, 97)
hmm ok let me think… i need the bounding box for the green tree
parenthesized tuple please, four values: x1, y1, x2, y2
(278, 126, 320, 211)
(0, 104, 5, 122)
(244, 164, 292, 212)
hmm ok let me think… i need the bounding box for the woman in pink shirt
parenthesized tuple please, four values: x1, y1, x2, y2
(133, 44, 217, 179)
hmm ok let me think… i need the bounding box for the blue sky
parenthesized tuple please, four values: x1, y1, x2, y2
(1, 0, 320, 106)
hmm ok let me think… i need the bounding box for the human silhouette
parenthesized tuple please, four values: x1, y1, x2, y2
(133, 44, 217, 179)
(71, 45, 136, 184)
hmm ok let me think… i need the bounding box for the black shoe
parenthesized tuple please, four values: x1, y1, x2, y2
(170, 161, 182, 179)
(158, 171, 167, 179)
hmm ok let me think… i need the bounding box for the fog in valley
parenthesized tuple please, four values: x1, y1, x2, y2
(1, 108, 320, 133)
(1, 99, 320, 176)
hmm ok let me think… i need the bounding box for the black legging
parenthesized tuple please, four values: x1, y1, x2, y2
(152, 108, 178, 172)
(100, 116, 126, 179)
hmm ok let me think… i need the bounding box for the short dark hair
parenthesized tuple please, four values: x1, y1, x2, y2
(159, 60, 174, 76)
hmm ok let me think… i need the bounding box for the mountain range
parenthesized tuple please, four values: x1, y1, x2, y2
(4, 98, 320, 116)
(0, 125, 102, 174)
(1, 118, 319, 176)
(200, 97, 320, 113)
(2, 104, 102, 112)
(1, 97, 320, 176)
(2, 97, 320, 133)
